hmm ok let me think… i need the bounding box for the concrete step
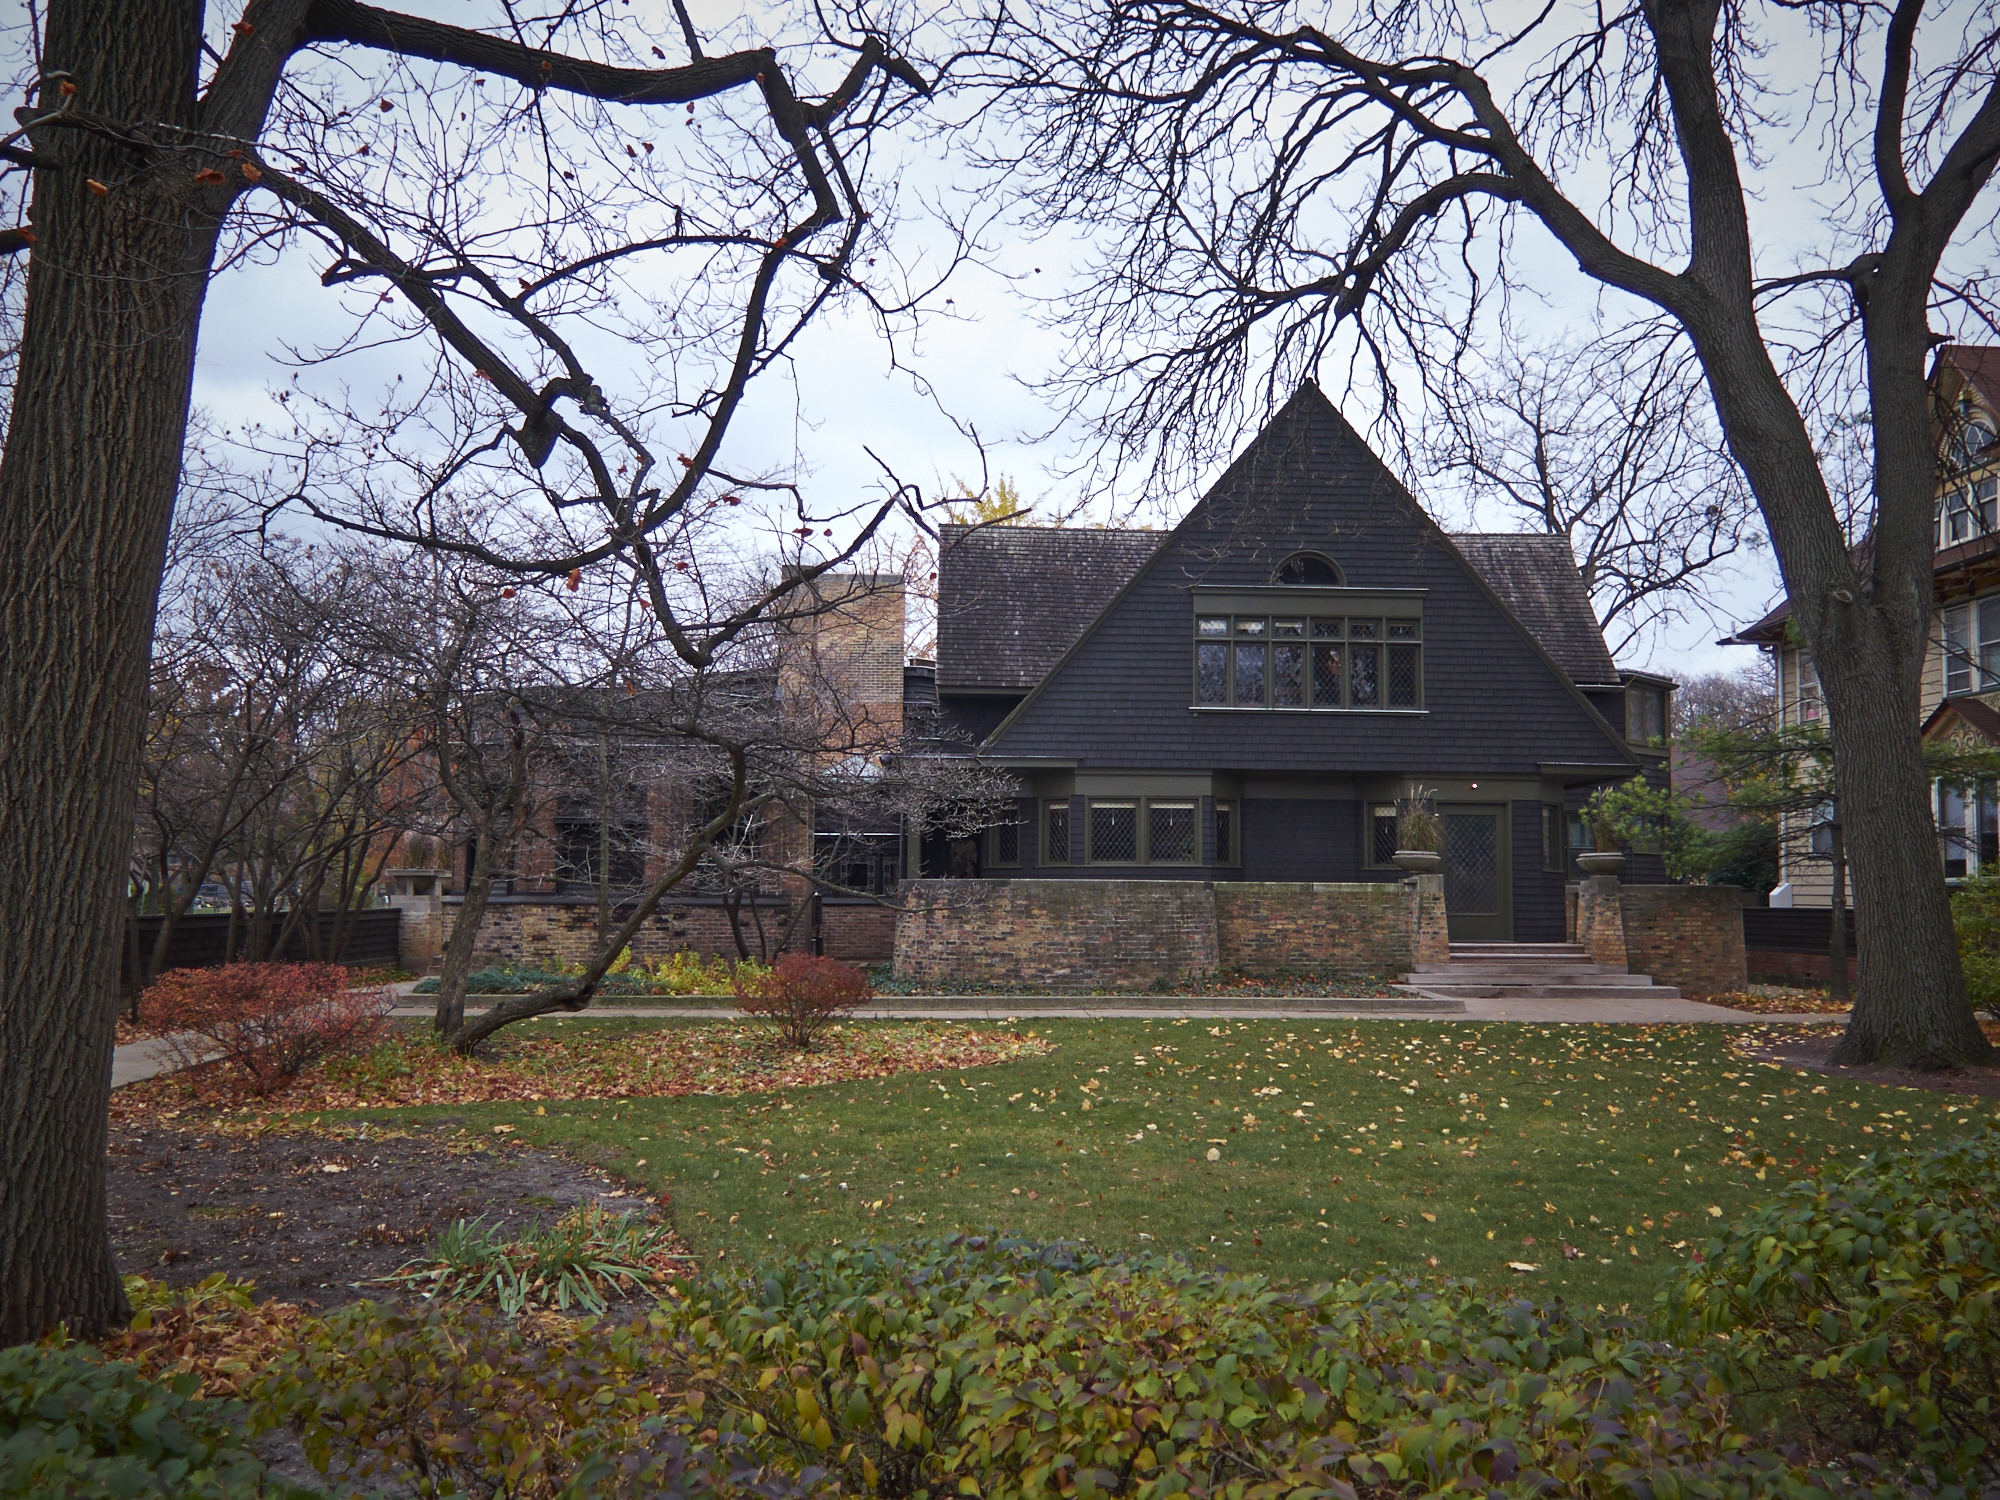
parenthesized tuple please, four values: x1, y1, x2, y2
(1424, 976, 1656, 988)
(1394, 981, 1681, 1002)
(1450, 942, 1588, 957)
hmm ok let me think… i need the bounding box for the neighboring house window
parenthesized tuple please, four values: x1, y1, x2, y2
(1369, 804, 1398, 865)
(1797, 654, 1822, 722)
(1213, 800, 1236, 865)
(1044, 801, 1071, 865)
(1148, 802, 1198, 863)
(1937, 786, 1966, 876)
(1542, 805, 1564, 872)
(1938, 475, 1999, 547)
(1942, 597, 2000, 695)
(1200, 614, 1421, 710)
(1088, 801, 1139, 862)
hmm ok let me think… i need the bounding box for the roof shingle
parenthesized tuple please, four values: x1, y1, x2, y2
(1448, 533, 1619, 685)
(935, 523, 1163, 691)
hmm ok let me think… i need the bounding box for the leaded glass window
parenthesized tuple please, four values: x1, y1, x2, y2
(1233, 641, 1267, 704)
(1088, 801, 1138, 862)
(1370, 804, 1398, 865)
(1149, 802, 1197, 862)
(1044, 801, 1071, 864)
(1213, 801, 1235, 864)
(1191, 611, 1419, 710)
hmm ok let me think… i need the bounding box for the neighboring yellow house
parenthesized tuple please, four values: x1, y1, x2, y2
(1727, 344, 2000, 905)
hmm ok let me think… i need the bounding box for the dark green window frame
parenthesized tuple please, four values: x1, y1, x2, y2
(1195, 614, 1421, 709)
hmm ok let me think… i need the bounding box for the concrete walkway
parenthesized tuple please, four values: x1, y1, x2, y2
(111, 1035, 197, 1089)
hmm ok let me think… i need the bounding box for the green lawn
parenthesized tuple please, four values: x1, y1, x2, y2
(344, 1017, 1997, 1310)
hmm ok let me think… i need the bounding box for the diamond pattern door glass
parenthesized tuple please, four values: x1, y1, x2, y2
(1443, 813, 1498, 915)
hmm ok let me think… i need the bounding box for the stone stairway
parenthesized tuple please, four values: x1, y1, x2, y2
(1393, 941, 1681, 1003)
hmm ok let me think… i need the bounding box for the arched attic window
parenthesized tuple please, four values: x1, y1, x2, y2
(1274, 552, 1343, 586)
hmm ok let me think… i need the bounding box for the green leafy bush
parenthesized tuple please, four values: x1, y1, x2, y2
(250, 1301, 819, 1499)
(1659, 1122, 2000, 1490)
(657, 1236, 1905, 1500)
(0, 1343, 310, 1499)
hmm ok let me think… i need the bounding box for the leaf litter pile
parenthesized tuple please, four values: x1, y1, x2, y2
(113, 1019, 1052, 1119)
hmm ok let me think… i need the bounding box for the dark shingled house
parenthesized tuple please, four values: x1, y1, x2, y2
(919, 383, 1666, 942)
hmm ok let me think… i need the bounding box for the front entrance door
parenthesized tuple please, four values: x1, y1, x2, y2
(1439, 804, 1511, 941)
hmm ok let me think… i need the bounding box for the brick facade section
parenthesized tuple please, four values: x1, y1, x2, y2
(893, 878, 1409, 991)
(1213, 881, 1412, 974)
(1618, 884, 1747, 997)
(440, 895, 896, 972)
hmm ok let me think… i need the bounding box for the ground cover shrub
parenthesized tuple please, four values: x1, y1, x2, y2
(0, 1343, 309, 1499)
(142, 962, 393, 1098)
(733, 953, 871, 1047)
(381, 1204, 687, 1316)
(1660, 1121, 2000, 1491)
(654, 1235, 1913, 1500)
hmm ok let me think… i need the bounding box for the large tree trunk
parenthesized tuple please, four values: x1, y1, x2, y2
(0, 2, 219, 1341)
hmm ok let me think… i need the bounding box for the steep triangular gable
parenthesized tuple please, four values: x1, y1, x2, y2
(985, 384, 1634, 774)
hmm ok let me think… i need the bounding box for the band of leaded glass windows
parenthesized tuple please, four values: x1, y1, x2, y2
(1043, 797, 1218, 865)
(1195, 614, 1421, 709)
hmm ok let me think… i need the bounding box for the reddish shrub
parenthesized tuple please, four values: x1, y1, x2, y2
(731, 953, 872, 1048)
(140, 962, 393, 1098)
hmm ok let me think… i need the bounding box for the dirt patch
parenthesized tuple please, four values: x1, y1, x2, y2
(1734, 1022, 2000, 1098)
(107, 1120, 677, 1302)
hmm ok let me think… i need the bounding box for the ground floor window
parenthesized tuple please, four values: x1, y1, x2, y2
(1213, 800, 1236, 865)
(1148, 802, 1197, 863)
(1044, 800, 1071, 864)
(1369, 803, 1398, 865)
(988, 805, 1022, 867)
(1088, 801, 1139, 862)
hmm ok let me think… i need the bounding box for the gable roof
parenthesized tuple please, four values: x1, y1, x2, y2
(1449, 534, 1619, 685)
(934, 518, 1619, 691)
(978, 382, 1634, 772)
(1922, 694, 2000, 746)
(1939, 344, 2000, 411)
(935, 524, 1163, 691)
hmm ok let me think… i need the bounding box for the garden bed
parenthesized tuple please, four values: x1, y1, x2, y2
(106, 1118, 677, 1301)
(110, 1018, 1054, 1118)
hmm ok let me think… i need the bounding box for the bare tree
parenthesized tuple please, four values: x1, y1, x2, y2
(0, 0, 940, 1340)
(974, 0, 2000, 1068)
(1675, 661, 1778, 737)
(1428, 335, 1759, 658)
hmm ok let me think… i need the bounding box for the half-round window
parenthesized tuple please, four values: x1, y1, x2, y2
(1275, 552, 1343, 586)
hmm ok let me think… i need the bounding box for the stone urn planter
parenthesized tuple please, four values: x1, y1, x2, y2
(1391, 849, 1443, 874)
(1576, 850, 1626, 877)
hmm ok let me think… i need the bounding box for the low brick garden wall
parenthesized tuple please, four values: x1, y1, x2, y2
(1618, 884, 1746, 997)
(893, 878, 1411, 991)
(1213, 882, 1412, 975)
(439, 893, 895, 972)
(894, 880, 1220, 990)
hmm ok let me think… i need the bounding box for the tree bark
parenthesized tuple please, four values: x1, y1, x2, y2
(0, 0, 222, 1342)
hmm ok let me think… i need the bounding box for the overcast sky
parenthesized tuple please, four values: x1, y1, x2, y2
(179, 0, 1991, 685)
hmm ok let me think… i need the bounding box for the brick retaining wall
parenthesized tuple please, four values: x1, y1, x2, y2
(440, 894, 896, 970)
(893, 878, 1410, 991)
(1213, 882, 1411, 975)
(1618, 885, 1746, 997)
